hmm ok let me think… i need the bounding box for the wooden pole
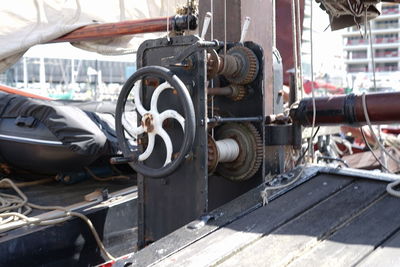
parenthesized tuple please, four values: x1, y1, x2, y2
(49, 15, 197, 43)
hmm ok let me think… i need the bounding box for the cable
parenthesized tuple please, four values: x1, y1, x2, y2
(167, 0, 170, 36)
(0, 177, 53, 189)
(295, 0, 304, 99)
(261, 167, 306, 205)
(367, 20, 388, 169)
(360, 127, 391, 173)
(291, 0, 299, 101)
(261, 0, 318, 205)
(272, 0, 276, 47)
(223, 0, 227, 56)
(308, 0, 317, 163)
(362, 93, 400, 166)
(261, 126, 321, 206)
(295, 127, 321, 166)
(361, 94, 400, 198)
(0, 178, 115, 261)
(210, 0, 215, 138)
(363, 16, 400, 197)
(84, 167, 131, 182)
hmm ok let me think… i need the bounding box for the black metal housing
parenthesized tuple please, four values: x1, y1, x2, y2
(133, 37, 267, 247)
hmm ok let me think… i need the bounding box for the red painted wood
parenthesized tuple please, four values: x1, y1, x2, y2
(0, 84, 52, 100)
(49, 16, 174, 43)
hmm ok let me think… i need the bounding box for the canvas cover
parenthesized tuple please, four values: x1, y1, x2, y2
(0, 0, 187, 73)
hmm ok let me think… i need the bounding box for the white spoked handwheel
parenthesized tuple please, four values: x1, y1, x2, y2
(115, 66, 195, 178)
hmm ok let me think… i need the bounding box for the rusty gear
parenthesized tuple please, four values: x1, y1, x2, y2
(207, 49, 221, 79)
(215, 122, 263, 181)
(223, 46, 259, 85)
(229, 85, 247, 101)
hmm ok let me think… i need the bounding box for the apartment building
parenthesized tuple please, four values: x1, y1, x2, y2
(342, 3, 400, 91)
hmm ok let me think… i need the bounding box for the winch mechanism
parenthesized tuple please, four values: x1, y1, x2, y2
(113, 16, 274, 246)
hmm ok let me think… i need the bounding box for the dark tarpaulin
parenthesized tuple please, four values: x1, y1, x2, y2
(0, 92, 108, 156)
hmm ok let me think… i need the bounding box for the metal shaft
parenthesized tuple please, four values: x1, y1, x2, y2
(290, 92, 400, 126)
(207, 86, 233, 96)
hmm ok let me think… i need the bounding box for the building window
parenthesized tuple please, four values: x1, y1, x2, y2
(348, 50, 367, 59)
(375, 33, 399, 44)
(348, 64, 368, 73)
(375, 48, 398, 58)
(382, 4, 399, 15)
(376, 62, 398, 72)
(346, 36, 367, 45)
(375, 19, 399, 30)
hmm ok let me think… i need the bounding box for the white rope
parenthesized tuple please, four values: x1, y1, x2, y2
(296, 0, 304, 99)
(387, 179, 400, 198)
(291, 0, 299, 101)
(361, 17, 400, 197)
(361, 94, 400, 167)
(210, 0, 215, 138)
(361, 91, 400, 199)
(261, 0, 316, 205)
(261, 167, 306, 205)
(367, 20, 388, 169)
(360, 127, 390, 173)
(0, 178, 116, 261)
(272, 0, 276, 47)
(223, 0, 227, 56)
(308, 0, 316, 163)
(166, 0, 170, 41)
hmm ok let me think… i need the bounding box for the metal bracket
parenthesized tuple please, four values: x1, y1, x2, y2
(265, 123, 302, 147)
(162, 40, 221, 67)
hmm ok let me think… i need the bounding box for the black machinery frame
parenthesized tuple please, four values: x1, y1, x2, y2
(133, 35, 271, 246)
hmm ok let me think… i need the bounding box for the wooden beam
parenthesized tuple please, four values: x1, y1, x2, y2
(49, 15, 193, 43)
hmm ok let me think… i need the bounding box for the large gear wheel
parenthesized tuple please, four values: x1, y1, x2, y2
(223, 46, 259, 85)
(215, 122, 263, 181)
(228, 84, 247, 101)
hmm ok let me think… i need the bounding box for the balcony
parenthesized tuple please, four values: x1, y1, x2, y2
(346, 39, 368, 45)
(376, 66, 399, 72)
(374, 24, 399, 30)
(346, 37, 399, 46)
(375, 51, 399, 58)
(348, 67, 368, 73)
(374, 37, 399, 44)
(382, 8, 399, 15)
(351, 54, 367, 59)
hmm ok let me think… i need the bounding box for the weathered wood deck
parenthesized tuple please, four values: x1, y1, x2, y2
(126, 168, 400, 267)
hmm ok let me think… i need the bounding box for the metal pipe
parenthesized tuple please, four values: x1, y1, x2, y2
(208, 116, 263, 124)
(288, 71, 297, 106)
(49, 15, 197, 43)
(207, 86, 233, 96)
(290, 92, 400, 126)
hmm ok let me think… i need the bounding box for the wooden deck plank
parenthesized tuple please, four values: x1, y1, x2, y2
(218, 180, 387, 267)
(285, 195, 400, 267)
(156, 174, 354, 267)
(357, 229, 400, 267)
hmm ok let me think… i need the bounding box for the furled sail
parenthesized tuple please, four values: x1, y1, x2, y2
(0, 0, 187, 73)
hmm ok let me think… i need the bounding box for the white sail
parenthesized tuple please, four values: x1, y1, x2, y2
(0, 0, 187, 72)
